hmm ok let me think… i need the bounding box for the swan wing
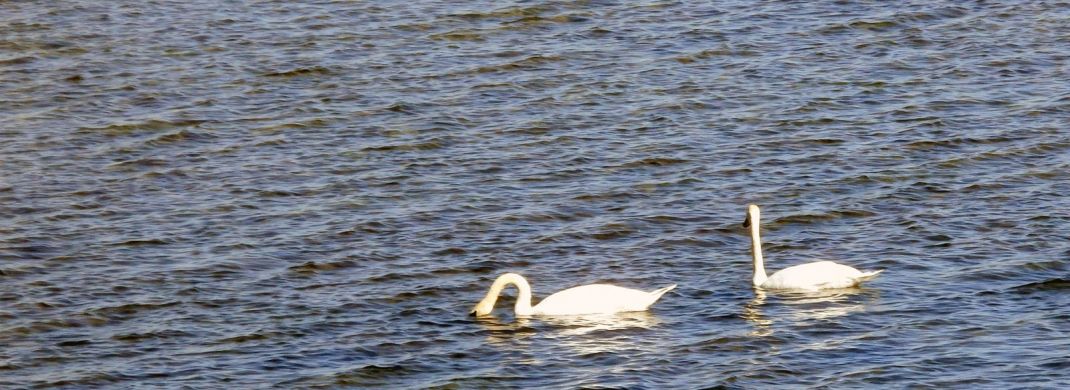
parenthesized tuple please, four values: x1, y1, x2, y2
(764, 261, 882, 290)
(532, 284, 675, 315)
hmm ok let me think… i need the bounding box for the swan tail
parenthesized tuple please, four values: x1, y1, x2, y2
(649, 284, 677, 299)
(853, 269, 884, 284)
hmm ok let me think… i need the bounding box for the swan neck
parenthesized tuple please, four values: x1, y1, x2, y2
(750, 213, 768, 287)
(488, 273, 534, 316)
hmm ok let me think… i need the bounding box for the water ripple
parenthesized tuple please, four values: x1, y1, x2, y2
(2, 0, 1069, 388)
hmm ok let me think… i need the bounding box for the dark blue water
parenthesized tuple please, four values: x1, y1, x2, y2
(2, 1, 1069, 388)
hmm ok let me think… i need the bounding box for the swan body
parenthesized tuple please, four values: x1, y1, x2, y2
(744, 204, 883, 291)
(470, 273, 676, 316)
(759, 260, 883, 290)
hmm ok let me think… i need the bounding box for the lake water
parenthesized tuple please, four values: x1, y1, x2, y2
(2, 1, 1069, 388)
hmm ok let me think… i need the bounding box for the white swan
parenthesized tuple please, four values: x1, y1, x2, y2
(470, 273, 676, 316)
(744, 204, 883, 290)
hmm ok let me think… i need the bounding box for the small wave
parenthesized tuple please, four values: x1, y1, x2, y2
(903, 135, 1019, 151)
(773, 209, 875, 225)
(0, 56, 37, 65)
(909, 181, 953, 193)
(145, 129, 214, 146)
(261, 66, 331, 78)
(254, 137, 288, 147)
(108, 238, 171, 247)
(255, 189, 307, 197)
(106, 158, 169, 170)
(619, 157, 690, 168)
(288, 260, 358, 274)
(432, 247, 467, 256)
(6, 317, 104, 336)
(654, 236, 725, 248)
(77, 119, 206, 136)
(0, 266, 34, 277)
(384, 102, 417, 114)
(86, 301, 180, 320)
(473, 54, 564, 73)
(386, 287, 445, 303)
(21, 373, 126, 389)
(1037, 358, 1070, 370)
(500, 13, 590, 28)
(1011, 278, 1070, 294)
(959, 182, 1006, 193)
(253, 118, 335, 133)
(366, 271, 434, 284)
(448, 5, 553, 20)
(361, 138, 450, 152)
(338, 221, 402, 235)
(112, 329, 192, 342)
(590, 222, 636, 240)
(429, 30, 486, 42)
(847, 19, 901, 31)
(214, 331, 273, 344)
(773, 117, 844, 127)
(430, 259, 520, 276)
(332, 364, 419, 386)
(674, 47, 758, 63)
(573, 191, 645, 202)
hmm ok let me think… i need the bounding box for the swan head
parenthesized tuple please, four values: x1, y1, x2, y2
(470, 298, 495, 317)
(743, 204, 761, 228)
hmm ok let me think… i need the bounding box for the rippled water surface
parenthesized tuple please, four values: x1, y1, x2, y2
(3, 1, 1070, 388)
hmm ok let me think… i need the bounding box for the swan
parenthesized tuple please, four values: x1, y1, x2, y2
(470, 273, 676, 316)
(743, 204, 883, 290)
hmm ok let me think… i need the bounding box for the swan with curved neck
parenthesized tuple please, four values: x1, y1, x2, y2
(470, 273, 676, 316)
(744, 204, 883, 290)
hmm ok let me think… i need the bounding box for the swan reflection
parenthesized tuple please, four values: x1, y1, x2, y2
(778, 288, 870, 322)
(542, 311, 661, 336)
(742, 289, 774, 337)
(475, 311, 662, 356)
(473, 314, 540, 365)
(473, 314, 538, 344)
(546, 312, 663, 356)
(744, 287, 875, 335)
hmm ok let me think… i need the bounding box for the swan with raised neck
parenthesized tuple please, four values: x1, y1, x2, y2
(743, 204, 883, 290)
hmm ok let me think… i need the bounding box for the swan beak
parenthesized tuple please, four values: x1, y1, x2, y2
(742, 214, 751, 228)
(468, 309, 478, 317)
